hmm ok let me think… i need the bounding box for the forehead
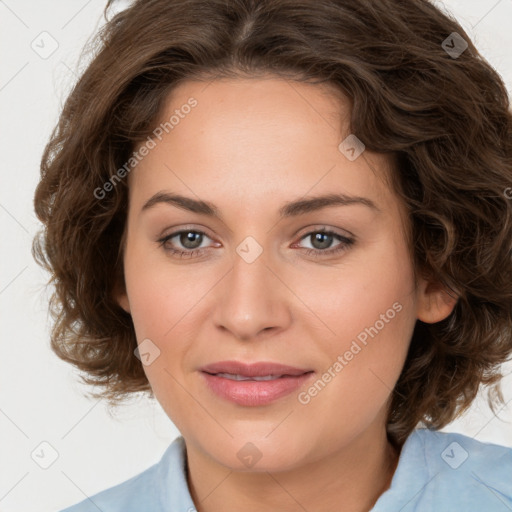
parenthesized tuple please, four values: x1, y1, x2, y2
(164, 76, 351, 152)
(127, 76, 395, 216)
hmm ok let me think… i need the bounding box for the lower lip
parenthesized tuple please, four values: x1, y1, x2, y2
(201, 372, 314, 406)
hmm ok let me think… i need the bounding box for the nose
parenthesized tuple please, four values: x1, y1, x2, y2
(212, 244, 292, 342)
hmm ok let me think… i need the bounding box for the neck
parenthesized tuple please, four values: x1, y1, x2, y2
(185, 425, 401, 512)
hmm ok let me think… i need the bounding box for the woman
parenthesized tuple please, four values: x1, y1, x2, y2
(33, 0, 512, 510)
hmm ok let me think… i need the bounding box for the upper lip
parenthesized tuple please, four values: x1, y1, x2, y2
(200, 361, 313, 377)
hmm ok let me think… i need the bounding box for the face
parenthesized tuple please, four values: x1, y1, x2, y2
(116, 76, 456, 471)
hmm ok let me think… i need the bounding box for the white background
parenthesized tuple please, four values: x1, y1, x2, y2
(1, 1, 511, 511)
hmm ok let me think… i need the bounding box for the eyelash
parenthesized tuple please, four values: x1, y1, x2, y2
(157, 228, 355, 259)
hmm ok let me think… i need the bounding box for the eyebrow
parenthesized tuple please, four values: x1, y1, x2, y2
(141, 191, 381, 219)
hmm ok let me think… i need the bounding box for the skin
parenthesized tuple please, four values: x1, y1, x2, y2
(115, 76, 458, 512)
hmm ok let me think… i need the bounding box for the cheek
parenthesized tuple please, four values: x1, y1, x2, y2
(123, 250, 195, 422)
(123, 240, 196, 338)
(295, 234, 415, 344)
(295, 234, 416, 399)
(125, 267, 169, 340)
(122, 245, 213, 376)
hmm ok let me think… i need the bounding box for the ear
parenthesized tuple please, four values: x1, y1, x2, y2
(115, 288, 131, 314)
(112, 273, 131, 314)
(113, 229, 131, 314)
(415, 274, 458, 324)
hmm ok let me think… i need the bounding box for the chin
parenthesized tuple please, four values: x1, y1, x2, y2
(199, 434, 314, 473)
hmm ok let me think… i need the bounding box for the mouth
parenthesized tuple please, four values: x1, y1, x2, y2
(199, 361, 315, 406)
(199, 360, 313, 379)
(208, 373, 302, 381)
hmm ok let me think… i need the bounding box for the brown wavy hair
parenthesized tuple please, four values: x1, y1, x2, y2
(32, 0, 512, 446)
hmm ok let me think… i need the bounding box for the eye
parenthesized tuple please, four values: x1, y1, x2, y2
(158, 229, 214, 258)
(294, 229, 354, 258)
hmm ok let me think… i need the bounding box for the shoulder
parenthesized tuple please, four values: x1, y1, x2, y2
(419, 428, 512, 507)
(413, 427, 512, 478)
(57, 437, 190, 512)
(373, 428, 512, 511)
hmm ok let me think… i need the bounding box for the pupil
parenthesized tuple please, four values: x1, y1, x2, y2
(313, 233, 332, 250)
(182, 232, 201, 249)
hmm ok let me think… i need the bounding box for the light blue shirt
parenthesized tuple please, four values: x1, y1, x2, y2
(59, 428, 512, 511)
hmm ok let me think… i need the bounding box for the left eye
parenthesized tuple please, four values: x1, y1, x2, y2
(296, 230, 350, 251)
(158, 228, 354, 259)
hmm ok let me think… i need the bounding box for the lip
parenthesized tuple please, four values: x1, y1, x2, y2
(199, 360, 315, 406)
(200, 360, 312, 377)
